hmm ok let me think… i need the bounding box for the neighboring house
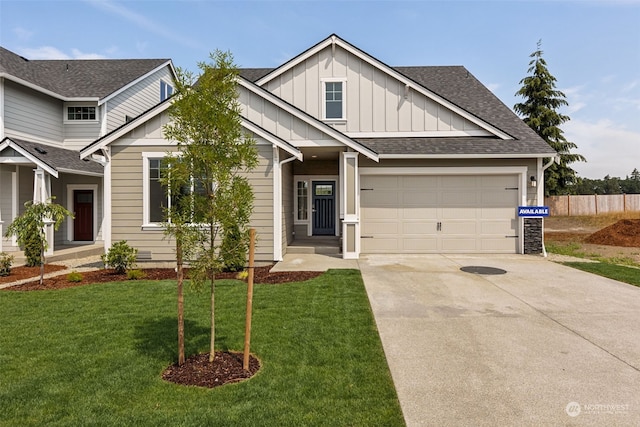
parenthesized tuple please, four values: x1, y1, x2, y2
(0, 46, 176, 254)
(81, 34, 556, 262)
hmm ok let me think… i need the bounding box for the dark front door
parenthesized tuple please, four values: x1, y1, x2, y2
(73, 190, 93, 241)
(312, 181, 335, 235)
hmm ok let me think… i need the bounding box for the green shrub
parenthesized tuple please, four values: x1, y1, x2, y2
(0, 252, 14, 276)
(24, 229, 42, 267)
(221, 225, 247, 272)
(102, 240, 138, 274)
(126, 269, 146, 280)
(66, 271, 83, 283)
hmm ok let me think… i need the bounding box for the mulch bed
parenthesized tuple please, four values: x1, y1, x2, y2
(585, 219, 640, 247)
(162, 351, 261, 388)
(1, 263, 323, 388)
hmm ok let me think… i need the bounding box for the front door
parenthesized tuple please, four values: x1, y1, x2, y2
(73, 190, 93, 241)
(312, 181, 335, 235)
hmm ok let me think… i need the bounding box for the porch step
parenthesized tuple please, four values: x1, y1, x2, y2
(287, 238, 340, 255)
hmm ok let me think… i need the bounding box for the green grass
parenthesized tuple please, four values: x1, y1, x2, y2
(562, 262, 640, 287)
(545, 241, 587, 258)
(0, 270, 404, 426)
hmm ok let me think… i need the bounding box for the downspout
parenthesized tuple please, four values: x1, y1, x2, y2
(540, 155, 559, 257)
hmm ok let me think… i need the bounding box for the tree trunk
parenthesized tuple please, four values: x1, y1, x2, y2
(39, 244, 45, 286)
(209, 273, 215, 363)
(177, 241, 185, 366)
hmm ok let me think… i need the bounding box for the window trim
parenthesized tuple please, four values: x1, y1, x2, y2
(321, 78, 347, 121)
(64, 104, 98, 123)
(142, 152, 168, 229)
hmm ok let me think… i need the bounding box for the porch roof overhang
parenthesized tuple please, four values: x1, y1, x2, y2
(241, 117, 302, 161)
(0, 137, 103, 178)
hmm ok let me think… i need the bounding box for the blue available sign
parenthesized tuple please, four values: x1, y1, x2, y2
(518, 206, 550, 217)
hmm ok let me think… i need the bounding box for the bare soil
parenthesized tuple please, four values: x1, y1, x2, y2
(1, 264, 322, 388)
(545, 214, 640, 264)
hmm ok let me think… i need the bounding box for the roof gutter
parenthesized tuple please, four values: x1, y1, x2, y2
(540, 154, 560, 258)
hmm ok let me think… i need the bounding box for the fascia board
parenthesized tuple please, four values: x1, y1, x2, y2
(0, 73, 98, 102)
(379, 152, 558, 159)
(238, 77, 379, 162)
(99, 60, 175, 105)
(241, 117, 302, 161)
(80, 100, 172, 159)
(2, 138, 58, 177)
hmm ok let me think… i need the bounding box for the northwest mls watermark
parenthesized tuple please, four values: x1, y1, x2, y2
(566, 401, 630, 417)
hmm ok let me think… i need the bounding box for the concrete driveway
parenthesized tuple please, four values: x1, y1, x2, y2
(358, 254, 640, 426)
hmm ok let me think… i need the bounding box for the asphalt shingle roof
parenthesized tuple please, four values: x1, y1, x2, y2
(4, 137, 103, 175)
(0, 46, 170, 99)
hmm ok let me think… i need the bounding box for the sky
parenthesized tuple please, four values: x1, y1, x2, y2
(1, 0, 638, 179)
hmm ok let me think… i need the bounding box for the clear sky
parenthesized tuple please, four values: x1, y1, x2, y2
(1, 0, 638, 179)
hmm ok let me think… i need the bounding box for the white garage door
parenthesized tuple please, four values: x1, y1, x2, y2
(360, 174, 519, 253)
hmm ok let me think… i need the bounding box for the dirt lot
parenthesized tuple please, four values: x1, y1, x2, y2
(544, 213, 640, 265)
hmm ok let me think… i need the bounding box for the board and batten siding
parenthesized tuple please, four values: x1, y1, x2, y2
(108, 113, 275, 262)
(239, 86, 333, 143)
(106, 66, 175, 133)
(263, 45, 483, 135)
(4, 80, 64, 144)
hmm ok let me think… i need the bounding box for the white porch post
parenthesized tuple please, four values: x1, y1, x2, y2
(272, 146, 283, 261)
(341, 152, 359, 259)
(33, 167, 55, 256)
(102, 147, 112, 251)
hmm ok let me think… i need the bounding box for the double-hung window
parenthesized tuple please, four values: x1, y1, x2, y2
(145, 155, 168, 224)
(323, 79, 346, 120)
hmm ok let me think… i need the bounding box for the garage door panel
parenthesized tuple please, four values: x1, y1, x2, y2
(360, 174, 519, 254)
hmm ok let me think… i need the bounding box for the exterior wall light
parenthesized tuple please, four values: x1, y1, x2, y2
(530, 176, 537, 187)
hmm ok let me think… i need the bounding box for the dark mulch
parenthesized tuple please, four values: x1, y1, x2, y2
(163, 351, 261, 388)
(3, 265, 323, 291)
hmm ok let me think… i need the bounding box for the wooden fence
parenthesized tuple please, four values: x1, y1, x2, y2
(545, 194, 640, 216)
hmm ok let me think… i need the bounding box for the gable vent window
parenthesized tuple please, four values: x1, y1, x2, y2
(67, 106, 96, 121)
(324, 81, 345, 120)
(160, 80, 174, 101)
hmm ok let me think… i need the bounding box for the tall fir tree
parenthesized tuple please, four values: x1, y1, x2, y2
(514, 40, 585, 195)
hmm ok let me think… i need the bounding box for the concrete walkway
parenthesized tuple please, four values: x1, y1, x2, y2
(358, 254, 640, 426)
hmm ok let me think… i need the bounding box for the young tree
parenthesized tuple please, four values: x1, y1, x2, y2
(514, 40, 586, 195)
(5, 199, 72, 284)
(163, 50, 258, 364)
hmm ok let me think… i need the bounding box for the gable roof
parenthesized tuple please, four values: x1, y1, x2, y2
(239, 35, 556, 158)
(80, 95, 303, 162)
(0, 46, 173, 102)
(0, 137, 104, 177)
(238, 76, 379, 161)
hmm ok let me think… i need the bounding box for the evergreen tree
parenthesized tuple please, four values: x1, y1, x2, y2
(514, 40, 585, 195)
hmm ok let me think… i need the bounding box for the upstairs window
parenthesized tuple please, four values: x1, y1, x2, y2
(67, 106, 96, 121)
(160, 80, 174, 101)
(323, 80, 345, 120)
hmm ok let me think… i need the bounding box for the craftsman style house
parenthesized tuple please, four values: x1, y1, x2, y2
(3, 34, 556, 262)
(0, 46, 176, 255)
(80, 35, 556, 262)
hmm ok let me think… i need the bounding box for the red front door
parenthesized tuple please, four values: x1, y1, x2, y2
(74, 190, 93, 241)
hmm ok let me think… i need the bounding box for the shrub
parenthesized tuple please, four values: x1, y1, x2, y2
(66, 271, 83, 283)
(102, 240, 138, 274)
(126, 269, 146, 280)
(221, 225, 247, 272)
(24, 230, 42, 267)
(0, 252, 14, 276)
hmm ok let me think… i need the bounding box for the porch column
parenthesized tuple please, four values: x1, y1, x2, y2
(33, 167, 55, 256)
(340, 152, 359, 259)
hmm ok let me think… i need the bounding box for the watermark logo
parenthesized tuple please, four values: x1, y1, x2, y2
(566, 401, 630, 417)
(566, 402, 581, 417)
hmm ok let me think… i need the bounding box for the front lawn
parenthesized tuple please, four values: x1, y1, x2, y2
(562, 262, 640, 287)
(0, 270, 404, 426)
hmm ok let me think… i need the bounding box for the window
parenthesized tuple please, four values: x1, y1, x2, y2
(160, 80, 174, 101)
(297, 181, 308, 220)
(67, 106, 96, 121)
(148, 158, 167, 223)
(324, 80, 345, 120)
